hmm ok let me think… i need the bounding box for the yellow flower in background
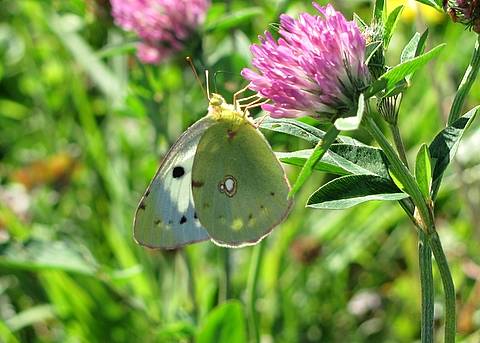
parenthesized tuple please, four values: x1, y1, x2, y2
(389, 0, 446, 24)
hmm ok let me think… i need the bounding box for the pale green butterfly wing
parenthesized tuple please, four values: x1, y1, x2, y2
(133, 116, 215, 249)
(191, 118, 293, 247)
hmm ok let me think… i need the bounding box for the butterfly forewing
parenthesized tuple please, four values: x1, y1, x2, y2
(191, 119, 293, 247)
(134, 116, 215, 249)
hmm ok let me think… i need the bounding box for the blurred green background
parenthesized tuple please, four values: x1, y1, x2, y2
(1, 0, 480, 342)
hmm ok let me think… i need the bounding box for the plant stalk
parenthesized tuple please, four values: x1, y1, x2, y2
(419, 231, 434, 343)
(429, 231, 456, 343)
(389, 123, 409, 169)
(246, 241, 265, 343)
(389, 123, 434, 343)
(365, 115, 456, 342)
(364, 116, 432, 229)
(218, 248, 231, 303)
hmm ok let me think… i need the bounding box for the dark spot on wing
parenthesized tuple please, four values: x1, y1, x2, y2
(270, 192, 275, 196)
(218, 215, 223, 219)
(260, 205, 265, 209)
(248, 213, 253, 220)
(172, 166, 185, 178)
(139, 201, 146, 210)
(180, 216, 187, 224)
(192, 180, 204, 188)
(154, 219, 161, 225)
(227, 129, 237, 140)
(194, 212, 198, 219)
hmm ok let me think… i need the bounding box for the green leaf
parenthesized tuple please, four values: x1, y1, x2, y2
(365, 41, 383, 64)
(365, 79, 388, 98)
(414, 0, 443, 11)
(277, 143, 391, 179)
(384, 6, 404, 49)
(260, 117, 364, 145)
(196, 301, 247, 343)
(389, 168, 407, 193)
(329, 144, 391, 178)
(0, 240, 99, 276)
(429, 106, 479, 198)
(307, 175, 408, 209)
(276, 150, 349, 176)
(416, 30, 429, 56)
(379, 44, 445, 95)
(260, 117, 326, 143)
(204, 8, 263, 33)
(353, 13, 368, 30)
(401, 33, 421, 63)
(290, 126, 340, 196)
(401, 30, 429, 63)
(373, 0, 386, 23)
(415, 144, 432, 200)
(401, 30, 429, 82)
(334, 94, 364, 131)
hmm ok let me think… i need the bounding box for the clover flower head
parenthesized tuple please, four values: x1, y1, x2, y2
(444, 0, 480, 33)
(110, 0, 210, 63)
(241, 3, 370, 119)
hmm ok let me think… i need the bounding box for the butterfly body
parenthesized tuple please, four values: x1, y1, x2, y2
(134, 93, 292, 249)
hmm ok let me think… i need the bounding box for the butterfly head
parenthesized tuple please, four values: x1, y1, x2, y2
(208, 93, 246, 121)
(209, 93, 226, 107)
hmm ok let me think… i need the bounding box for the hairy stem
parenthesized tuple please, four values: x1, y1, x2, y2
(389, 123, 409, 169)
(419, 231, 434, 343)
(429, 231, 456, 343)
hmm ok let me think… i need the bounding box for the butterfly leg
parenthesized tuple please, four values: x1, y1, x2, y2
(253, 113, 269, 128)
(233, 84, 251, 108)
(241, 98, 270, 118)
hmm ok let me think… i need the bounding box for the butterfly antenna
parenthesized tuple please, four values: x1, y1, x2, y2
(186, 57, 209, 100)
(205, 70, 211, 100)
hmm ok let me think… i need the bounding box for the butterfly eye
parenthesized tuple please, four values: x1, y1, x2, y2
(210, 94, 224, 106)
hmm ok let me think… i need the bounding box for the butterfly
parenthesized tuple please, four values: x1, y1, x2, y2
(133, 88, 293, 249)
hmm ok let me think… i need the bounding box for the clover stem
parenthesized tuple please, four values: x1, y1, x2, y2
(389, 123, 409, 169)
(364, 114, 456, 342)
(419, 230, 435, 343)
(429, 231, 456, 343)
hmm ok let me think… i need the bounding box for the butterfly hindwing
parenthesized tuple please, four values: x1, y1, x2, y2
(191, 119, 293, 247)
(133, 116, 216, 249)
